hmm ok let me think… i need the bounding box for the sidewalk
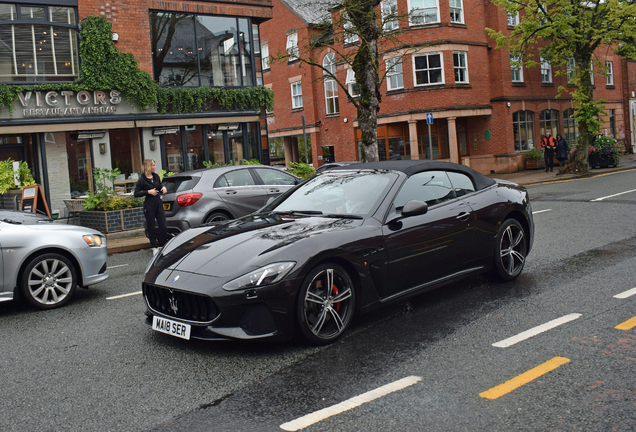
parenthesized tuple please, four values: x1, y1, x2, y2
(105, 154, 636, 255)
(490, 153, 636, 186)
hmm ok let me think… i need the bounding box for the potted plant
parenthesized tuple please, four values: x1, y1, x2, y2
(78, 168, 145, 233)
(0, 158, 36, 209)
(589, 136, 624, 168)
(524, 148, 545, 170)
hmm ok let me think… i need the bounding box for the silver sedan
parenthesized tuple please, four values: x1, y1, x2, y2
(0, 216, 109, 309)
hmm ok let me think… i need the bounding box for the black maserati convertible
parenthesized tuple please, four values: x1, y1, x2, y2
(142, 161, 534, 345)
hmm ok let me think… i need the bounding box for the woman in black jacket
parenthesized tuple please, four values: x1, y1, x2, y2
(555, 133, 569, 168)
(134, 159, 168, 250)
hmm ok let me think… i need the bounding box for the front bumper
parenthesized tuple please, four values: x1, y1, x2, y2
(142, 275, 304, 341)
(79, 245, 109, 287)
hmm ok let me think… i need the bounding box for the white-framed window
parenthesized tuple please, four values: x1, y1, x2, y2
(450, 0, 463, 23)
(382, 0, 399, 31)
(540, 57, 552, 83)
(453, 51, 468, 83)
(606, 61, 614, 86)
(343, 14, 359, 44)
(291, 81, 303, 109)
(507, 11, 519, 26)
(346, 69, 360, 97)
(590, 60, 594, 85)
(386, 57, 404, 90)
(510, 53, 523, 82)
(286, 32, 298, 59)
(413, 52, 444, 86)
(323, 53, 339, 115)
(409, 0, 439, 25)
(261, 42, 270, 70)
(567, 57, 576, 83)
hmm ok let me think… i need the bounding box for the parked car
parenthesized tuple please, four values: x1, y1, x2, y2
(0, 218, 108, 309)
(0, 210, 53, 224)
(315, 161, 359, 174)
(142, 160, 534, 345)
(160, 165, 301, 237)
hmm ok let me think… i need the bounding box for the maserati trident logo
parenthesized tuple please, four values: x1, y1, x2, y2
(169, 296, 178, 314)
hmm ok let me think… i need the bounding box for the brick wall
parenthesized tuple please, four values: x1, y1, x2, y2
(261, 0, 630, 173)
(78, 1, 273, 75)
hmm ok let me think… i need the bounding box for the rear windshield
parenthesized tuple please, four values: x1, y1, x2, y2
(163, 176, 199, 194)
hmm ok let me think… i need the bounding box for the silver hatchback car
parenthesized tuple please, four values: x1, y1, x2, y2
(0, 214, 109, 309)
(161, 165, 301, 236)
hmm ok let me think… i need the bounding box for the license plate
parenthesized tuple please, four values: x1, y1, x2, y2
(163, 203, 171, 211)
(152, 316, 191, 340)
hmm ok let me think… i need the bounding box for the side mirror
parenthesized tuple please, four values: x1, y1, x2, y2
(402, 200, 428, 217)
(386, 200, 428, 224)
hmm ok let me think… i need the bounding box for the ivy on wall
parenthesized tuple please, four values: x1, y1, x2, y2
(0, 16, 273, 115)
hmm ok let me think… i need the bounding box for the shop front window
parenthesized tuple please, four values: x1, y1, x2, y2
(229, 128, 244, 164)
(207, 126, 226, 165)
(185, 125, 204, 170)
(163, 132, 184, 173)
(66, 132, 90, 197)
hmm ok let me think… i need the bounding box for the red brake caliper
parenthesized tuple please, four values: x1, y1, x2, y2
(331, 284, 341, 312)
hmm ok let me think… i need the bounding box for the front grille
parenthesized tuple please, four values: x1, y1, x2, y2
(144, 284, 218, 323)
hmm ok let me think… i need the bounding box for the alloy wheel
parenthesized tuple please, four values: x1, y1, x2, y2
(27, 257, 74, 306)
(302, 267, 354, 342)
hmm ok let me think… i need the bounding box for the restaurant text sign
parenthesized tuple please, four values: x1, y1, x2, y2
(18, 90, 122, 117)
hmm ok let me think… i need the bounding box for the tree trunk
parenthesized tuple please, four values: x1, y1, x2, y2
(573, 53, 595, 176)
(348, 0, 382, 162)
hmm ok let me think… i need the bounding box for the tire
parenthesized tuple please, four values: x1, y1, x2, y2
(204, 212, 230, 224)
(297, 263, 355, 345)
(494, 218, 527, 281)
(21, 253, 77, 309)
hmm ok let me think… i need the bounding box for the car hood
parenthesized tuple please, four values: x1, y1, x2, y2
(0, 222, 101, 234)
(149, 214, 362, 278)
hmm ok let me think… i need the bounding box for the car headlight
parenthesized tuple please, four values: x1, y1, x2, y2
(223, 262, 296, 291)
(83, 234, 104, 247)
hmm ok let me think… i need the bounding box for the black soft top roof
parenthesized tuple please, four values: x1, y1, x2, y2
(329, 160, 497, 191)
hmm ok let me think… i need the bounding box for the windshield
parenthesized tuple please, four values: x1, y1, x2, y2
(270, 171, 397, 216)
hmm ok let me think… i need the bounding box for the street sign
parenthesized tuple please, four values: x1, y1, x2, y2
(426, 112, 434, 124)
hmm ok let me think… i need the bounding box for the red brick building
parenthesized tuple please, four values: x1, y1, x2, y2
(261, 0, 630, 174)
(0, 0, 272, 217)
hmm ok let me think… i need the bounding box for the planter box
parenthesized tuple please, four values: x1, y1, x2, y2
(0, 189, 22, 210)
(79, 207, 145, 234)
(524, 158, 545, 170)
(588, 153, 616, 169)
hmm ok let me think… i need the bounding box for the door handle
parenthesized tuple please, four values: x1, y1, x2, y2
(226, 190, 237, 195)
(456, 212, 470, 221)
(269, 188, 280, 193)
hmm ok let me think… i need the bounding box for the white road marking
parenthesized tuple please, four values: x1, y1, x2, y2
(532, 209, 552, 214)
(614, 287, 636, 299)
(591, 188, 636, 202)
(279, 376, 422, 431)
(492, 313, 582, 348)
(106, 291, 142, 300)
(107, 264, 129, 269)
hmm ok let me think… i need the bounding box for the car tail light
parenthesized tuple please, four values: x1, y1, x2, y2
(176, 193, 203, 207)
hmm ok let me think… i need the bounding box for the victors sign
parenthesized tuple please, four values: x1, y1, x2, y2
(18, 90, 122, 117)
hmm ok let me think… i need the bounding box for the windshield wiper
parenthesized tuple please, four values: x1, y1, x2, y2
(267, 210, 323, 216)
(1, 218, 21, 224)
(322, 213, 363, 219)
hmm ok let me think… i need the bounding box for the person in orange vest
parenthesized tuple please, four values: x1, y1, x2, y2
(541, 132, 557, 172)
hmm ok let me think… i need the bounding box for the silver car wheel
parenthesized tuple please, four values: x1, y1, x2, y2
(22, 253, 77, 309)
(299, 264, 355, 344)
(494, 219, 527, 281)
